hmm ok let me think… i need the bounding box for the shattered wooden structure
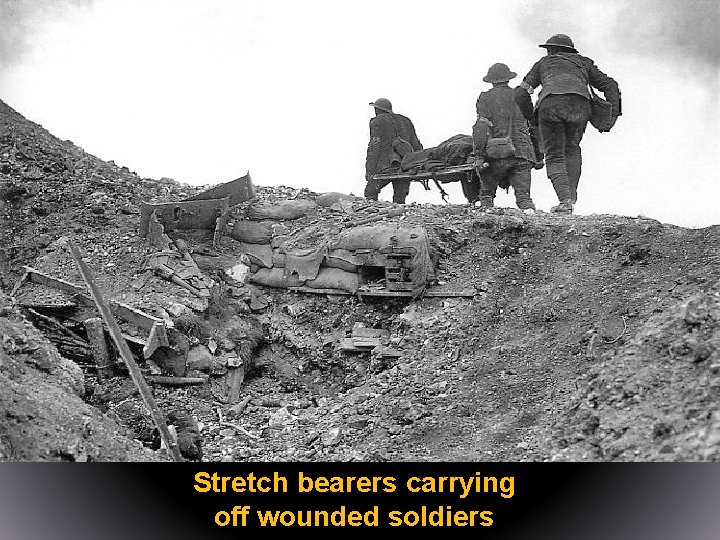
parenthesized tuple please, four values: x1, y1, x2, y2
(12, 266, 175, 381)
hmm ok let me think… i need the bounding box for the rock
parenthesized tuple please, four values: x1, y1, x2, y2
(225, 263, 250, 286)
(165, 301, 193, 319)
(167, 409, 202, 461)
(285, 302, 307, 317)
(186, 345, 213, 372)
(321, 427, 342, 446)
(220, 337, 236, 351)
(268, 407, 296, 427)
(210, 357, 228, 376)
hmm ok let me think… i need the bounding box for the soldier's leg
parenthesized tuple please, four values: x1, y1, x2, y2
(509, 159, 535, 210)
(560, 97, 591, 204)
(364, 177, 389, 200)
(479, 162, 500, 208)
(529, 124, 545, 168)
(391, 179, 411, 204)
(461, 170, 481, 203)
(538, 102, 571, 203)
(565, 118, 589, 204)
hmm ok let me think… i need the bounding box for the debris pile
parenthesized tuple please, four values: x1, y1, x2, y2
(3, 97, 720, 464)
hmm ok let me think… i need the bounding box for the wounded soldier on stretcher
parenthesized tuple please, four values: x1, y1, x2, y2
(385, 134, 476, 176)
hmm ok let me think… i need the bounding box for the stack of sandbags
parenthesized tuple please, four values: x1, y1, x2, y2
(231, 196, 434, 295)
(229, 198, 319, 289)
(332, 224, 435, 286)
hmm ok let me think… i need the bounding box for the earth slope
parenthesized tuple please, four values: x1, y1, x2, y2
(1, 98, 719, 462)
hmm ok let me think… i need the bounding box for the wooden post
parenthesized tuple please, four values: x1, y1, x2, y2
(66, 242, 183, 462)
(83, 317, 114, 379)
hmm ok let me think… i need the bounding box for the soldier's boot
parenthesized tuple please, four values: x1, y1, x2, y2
(479, 196, 495, 212)
(550, 199, 574, 214)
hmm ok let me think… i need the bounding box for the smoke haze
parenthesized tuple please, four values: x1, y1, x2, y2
(0, 0, 718, 227)
(0, 0, 95, 67)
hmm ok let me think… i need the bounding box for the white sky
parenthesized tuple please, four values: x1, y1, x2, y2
(1, 0, 718, 227)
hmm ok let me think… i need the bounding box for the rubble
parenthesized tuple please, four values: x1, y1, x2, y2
(3, 96, 720, 465)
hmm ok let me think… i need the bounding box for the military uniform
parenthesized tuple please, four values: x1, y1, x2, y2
(474, 70, 537, 211)
(365, 111, 422, 204)
(520, 36, 621, 208)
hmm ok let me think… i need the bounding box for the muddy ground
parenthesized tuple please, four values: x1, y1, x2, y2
(2, 98, 719, 462)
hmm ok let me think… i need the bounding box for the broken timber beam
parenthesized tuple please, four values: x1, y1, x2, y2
(84, 317, 115, 379)
(66, 242, 182, 462)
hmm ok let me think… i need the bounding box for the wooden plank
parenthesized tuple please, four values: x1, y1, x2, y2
(423, 288, 477, 297)
(143, 321, 167, 359)
(23, 266, 170, 337)
(338, 338, 363, 352)
(24, 266, 86, 295)
(287, 285, 476, 298)
(84, 317, 114, 380)
(352, 327, 388, 338)
(67, 242, 182, 462)
(288, 286, 351, 296)
(146, 375, 208, 386)
(10, 270, 29, 298)
(26, 308, 86, 343)
(110, 301, 163, 332)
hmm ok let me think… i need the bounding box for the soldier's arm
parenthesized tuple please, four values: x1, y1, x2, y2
(514, 86, 536, 125)
(589, 62, 622, 116)
(405, 118, 423, 150)
(519, 60, 542, 95)
(365, 119, 382, 179)
(473, 94, 493, 159)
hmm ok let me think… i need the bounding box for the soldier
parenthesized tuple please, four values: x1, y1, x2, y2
(473, 63, 538, 214)
(518, 34, 621, 214)
(365, 98, 423, 204)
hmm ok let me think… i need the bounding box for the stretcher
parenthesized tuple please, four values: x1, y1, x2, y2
(370, 161, 483, 202)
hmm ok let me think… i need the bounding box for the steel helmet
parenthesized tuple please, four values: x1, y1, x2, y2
(483, 63, 517, 83)
(369, 98, 393, 113)
(539, 34, 578, 53)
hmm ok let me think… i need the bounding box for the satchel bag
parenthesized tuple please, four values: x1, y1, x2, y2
(588, 89, 616, 132)
(564, 56, 616, 133)
(485, 136, 516, 159)
(484, 91, 517, 160)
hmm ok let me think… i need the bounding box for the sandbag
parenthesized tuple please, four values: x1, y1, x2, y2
(284, 245, 328, 281)
(240, 242, 273, 268)
(231, 220, 273, 244)
(316, 192, 358, 208)
(334, 224, 425, 251)
(333, 224, 435, 287)
(246, 199, 316, 221)
(306, 268, 360, 294)
(325, 249, 359, 272)
(249, 268, 305, 288)
(271, 251, 286, 268)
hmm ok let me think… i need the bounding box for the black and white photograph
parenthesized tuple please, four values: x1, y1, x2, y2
(1, 0, 719, 474)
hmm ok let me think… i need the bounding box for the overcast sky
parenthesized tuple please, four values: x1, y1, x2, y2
(1, 0, 718, 227)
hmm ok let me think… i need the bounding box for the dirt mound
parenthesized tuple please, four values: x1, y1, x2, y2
(2, 97, 720, 462)
(0, 291, 162, 461)
(546, 289, 720, 461)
